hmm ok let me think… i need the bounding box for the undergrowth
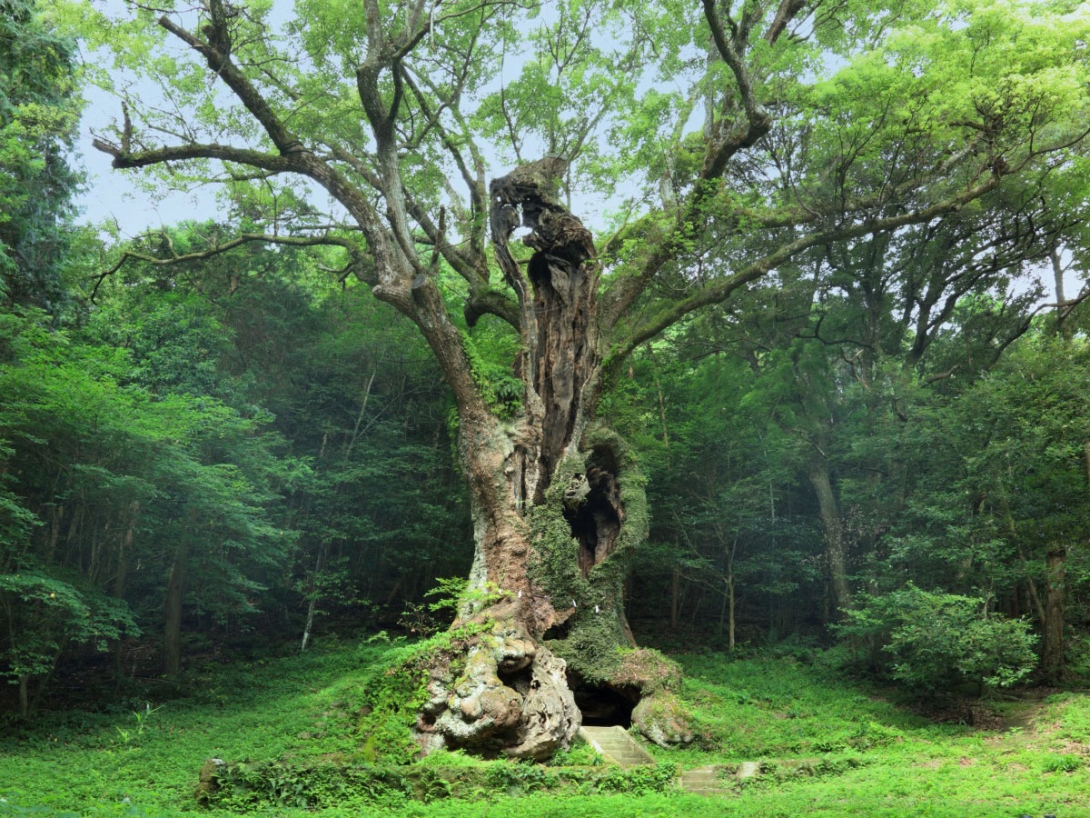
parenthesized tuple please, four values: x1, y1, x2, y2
(0, 638, 1088, 816)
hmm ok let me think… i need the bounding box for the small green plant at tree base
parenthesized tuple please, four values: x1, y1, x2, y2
(546, 742, 604, 767)
(402, 578, 510, 636)
(425, 577, 509, 618)
(398, 602, 445, 637)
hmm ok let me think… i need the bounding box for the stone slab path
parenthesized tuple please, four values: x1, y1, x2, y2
(577, 725, 765, 795)
(680, 761, 760, 796)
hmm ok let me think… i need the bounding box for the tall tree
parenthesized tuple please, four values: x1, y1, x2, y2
(84, 0, 1090, 756)
(0, 0, 83, 313)
(916, 334, 1090, 683)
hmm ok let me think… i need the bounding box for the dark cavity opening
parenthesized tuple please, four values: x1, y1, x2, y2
(569, 673, 636, 728)
(541, 620, 570, 642)
(497, 664, 534, 697)
(563, 448, 623, 577)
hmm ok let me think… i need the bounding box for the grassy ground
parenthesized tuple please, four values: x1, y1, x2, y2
(1, 635, 1089, 816)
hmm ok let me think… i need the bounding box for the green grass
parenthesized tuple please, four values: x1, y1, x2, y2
(2, 637, 1090, 816)
(667, 652, 932, 761)
(0, 636, 382, 815)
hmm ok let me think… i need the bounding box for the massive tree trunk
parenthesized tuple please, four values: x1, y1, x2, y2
(403, 160, 689, 759)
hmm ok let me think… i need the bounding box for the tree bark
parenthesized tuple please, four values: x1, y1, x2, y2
(44, 504, 63, 566)
(300, 543, 326, 653)
(727, 574, 736, 651)
(671, 566, 680, 629)
(163, 539, 190, 676)
(18, 674, 29, 719)
(404, 161, 687, 758)
(114, 501, 139, 600)
(113, 501, 139, 682)
(808, 460, 851, 615)
(1041, 544, 1066, 684)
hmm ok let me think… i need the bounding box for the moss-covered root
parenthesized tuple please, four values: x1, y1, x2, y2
(418, 619, 581, 759)
(613, 649, 695, 749)
(632, 693, 694, 748)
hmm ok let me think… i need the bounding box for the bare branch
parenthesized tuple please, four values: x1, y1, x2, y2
(90, 232, 370, 301)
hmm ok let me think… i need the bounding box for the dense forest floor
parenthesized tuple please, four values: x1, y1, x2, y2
(1, 636, 1088, 817)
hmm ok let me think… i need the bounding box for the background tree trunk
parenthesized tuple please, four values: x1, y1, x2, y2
(163, 539, 190, 676)
(808, 461, 851, 615)
(671, 566, 680, 630)
(1041, 545, 1066, 683)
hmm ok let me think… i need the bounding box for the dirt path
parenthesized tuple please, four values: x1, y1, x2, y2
(996, 688, 1062, 733)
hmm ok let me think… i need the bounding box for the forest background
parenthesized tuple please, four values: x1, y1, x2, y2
(3, 0, 1090, 746)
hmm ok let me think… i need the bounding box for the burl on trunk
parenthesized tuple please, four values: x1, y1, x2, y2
(361, 160, 692, 760)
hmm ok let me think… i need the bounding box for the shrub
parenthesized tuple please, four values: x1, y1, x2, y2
(837, 584, 1037, 693)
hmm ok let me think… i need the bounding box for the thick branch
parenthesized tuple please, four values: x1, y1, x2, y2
(157, 14, 305, 156)
(606, 176, 1002, 373)
(327, 144, 483, 284)
(97, 1, 490, 434)
(602, 133, 991, 331)
(90, 232, 369, 301)
(92, 137, 298, 173)
(765, 0, 807, 45)
(90, 133, 399, 287)
(463, 287, 521, 329)
(701, 0, 773, 176)
(601, 2, 775, 328)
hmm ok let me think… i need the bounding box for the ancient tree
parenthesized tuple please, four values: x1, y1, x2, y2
(89, 0, 1090, 756)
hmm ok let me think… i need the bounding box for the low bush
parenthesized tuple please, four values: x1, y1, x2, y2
(837, 584, 1038, 693)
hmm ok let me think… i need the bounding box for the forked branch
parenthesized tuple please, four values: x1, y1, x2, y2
(606, 174, 1003, 372)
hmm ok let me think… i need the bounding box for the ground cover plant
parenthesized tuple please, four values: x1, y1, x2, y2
(2, 636, 1089, 817)
(58, 0, 1090, 757)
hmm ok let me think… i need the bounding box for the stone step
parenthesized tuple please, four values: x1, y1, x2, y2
(577, 726, 656, 768)
(736, 761, 760, 779)
(680, 763, 762, 796)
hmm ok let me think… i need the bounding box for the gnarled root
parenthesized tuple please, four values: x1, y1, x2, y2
(415, 620, 581, 759)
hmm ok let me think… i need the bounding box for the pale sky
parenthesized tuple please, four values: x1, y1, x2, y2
(75, 0, 291, 236)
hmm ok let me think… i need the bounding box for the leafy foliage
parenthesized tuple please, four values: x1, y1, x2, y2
(839, 584, 1038, 692)
(0, 569, 138, 685)
(0, 0, 83, 312)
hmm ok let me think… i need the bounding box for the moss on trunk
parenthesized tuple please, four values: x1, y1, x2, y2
(355, 162, 691, 761)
